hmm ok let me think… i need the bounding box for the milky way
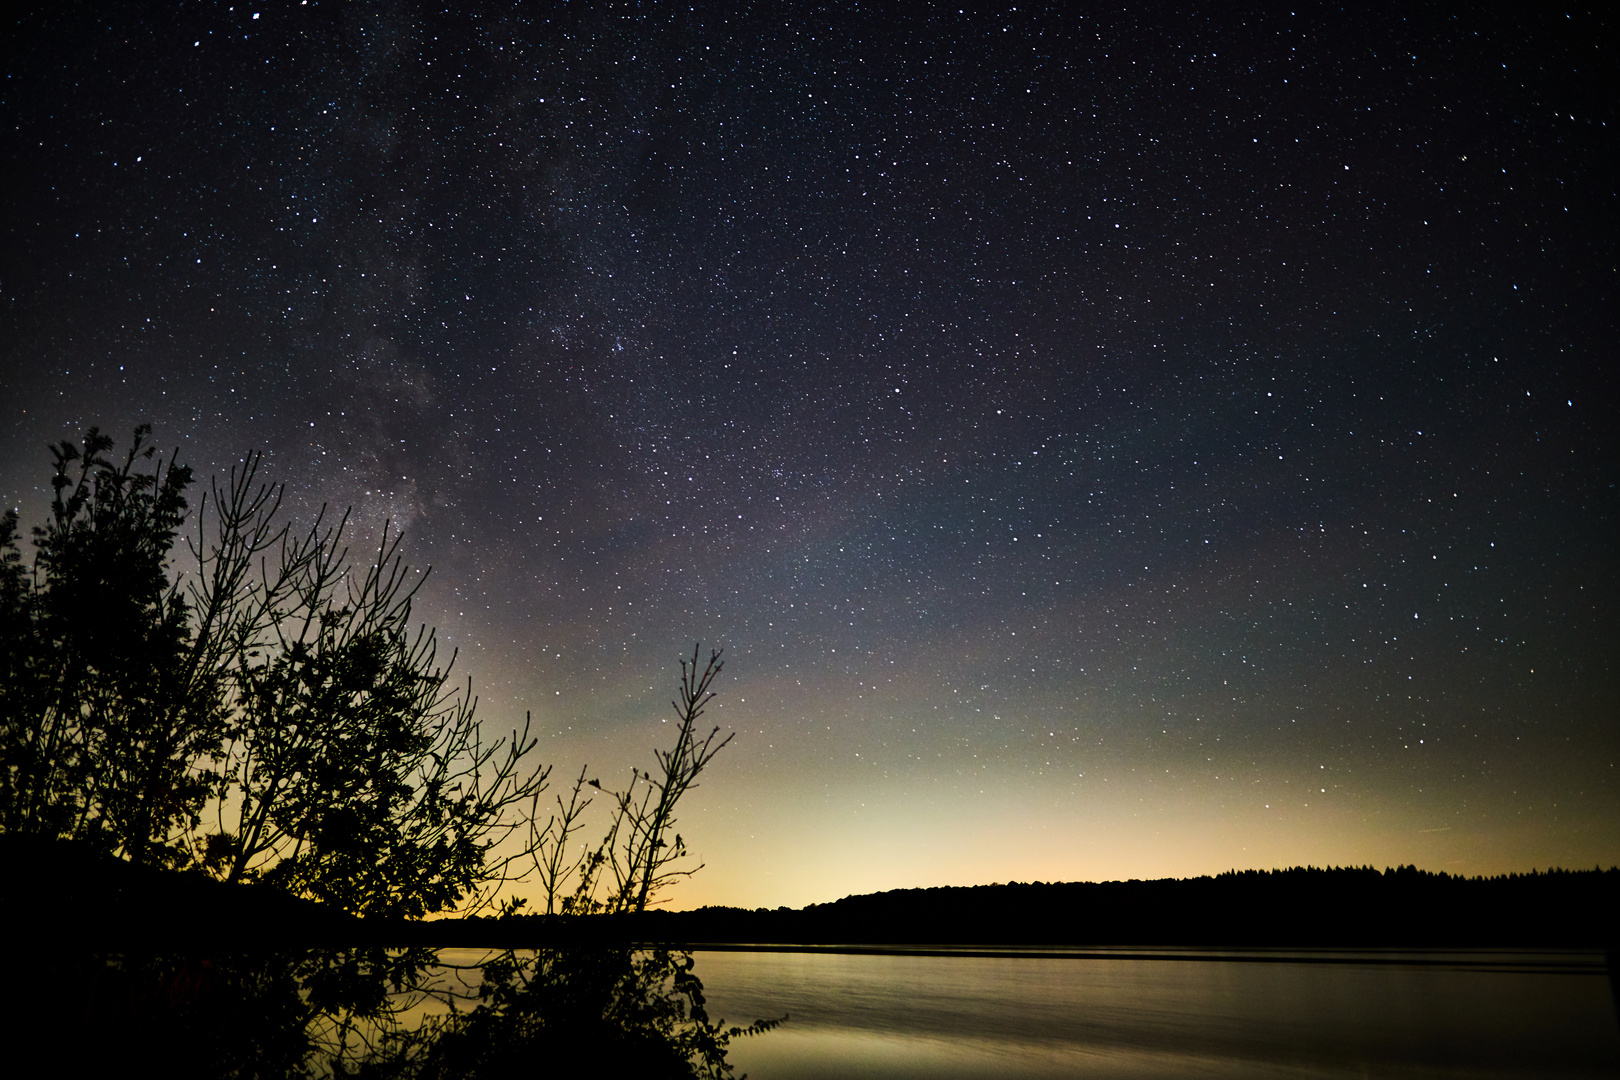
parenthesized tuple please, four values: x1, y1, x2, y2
(3, 3, 1615, 907)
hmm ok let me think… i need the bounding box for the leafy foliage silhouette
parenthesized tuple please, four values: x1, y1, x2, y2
(0, 428, 548, 918)
(0, 426, 207, 866)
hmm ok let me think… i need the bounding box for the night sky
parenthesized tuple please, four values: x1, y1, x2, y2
(4, 3, 1615, 910)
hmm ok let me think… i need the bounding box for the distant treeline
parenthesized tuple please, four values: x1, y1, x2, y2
(432, 864, 1620, 949)
(10, 837, 1615, 949)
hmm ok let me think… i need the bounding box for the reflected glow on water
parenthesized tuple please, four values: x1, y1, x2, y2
(693, 948, 1620, 1079)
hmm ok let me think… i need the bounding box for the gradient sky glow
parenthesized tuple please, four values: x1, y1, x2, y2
(3, 2, 1615, 909)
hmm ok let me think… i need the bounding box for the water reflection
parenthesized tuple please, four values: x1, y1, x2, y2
(51, 945, 775, 1078)
(44, 945, 1619, 1077)
(59, 949, 320, 1078)
(696, 948, 1620, 1079)
(402, 945, 779, 1078)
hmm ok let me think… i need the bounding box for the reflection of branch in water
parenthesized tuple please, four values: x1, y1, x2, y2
(64, 946, 780, 1079)
(65, 950, 336, 1078)
(397, 945, 784, 1079)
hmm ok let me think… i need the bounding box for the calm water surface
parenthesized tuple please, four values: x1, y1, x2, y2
(691, 947, 1620, 1079)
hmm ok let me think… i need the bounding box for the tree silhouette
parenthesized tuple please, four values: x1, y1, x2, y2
(2, 429, 775, 1076)
(0, 428, 547, 918)
(529, 645, 735, 917)
(190, 456, 545, 919)
(0, 426, 216, 867)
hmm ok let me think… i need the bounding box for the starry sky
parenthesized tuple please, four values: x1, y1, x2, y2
(3, 2, 1615, 910)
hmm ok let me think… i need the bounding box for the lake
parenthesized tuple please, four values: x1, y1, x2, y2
(688, 946, 1620, 1078)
